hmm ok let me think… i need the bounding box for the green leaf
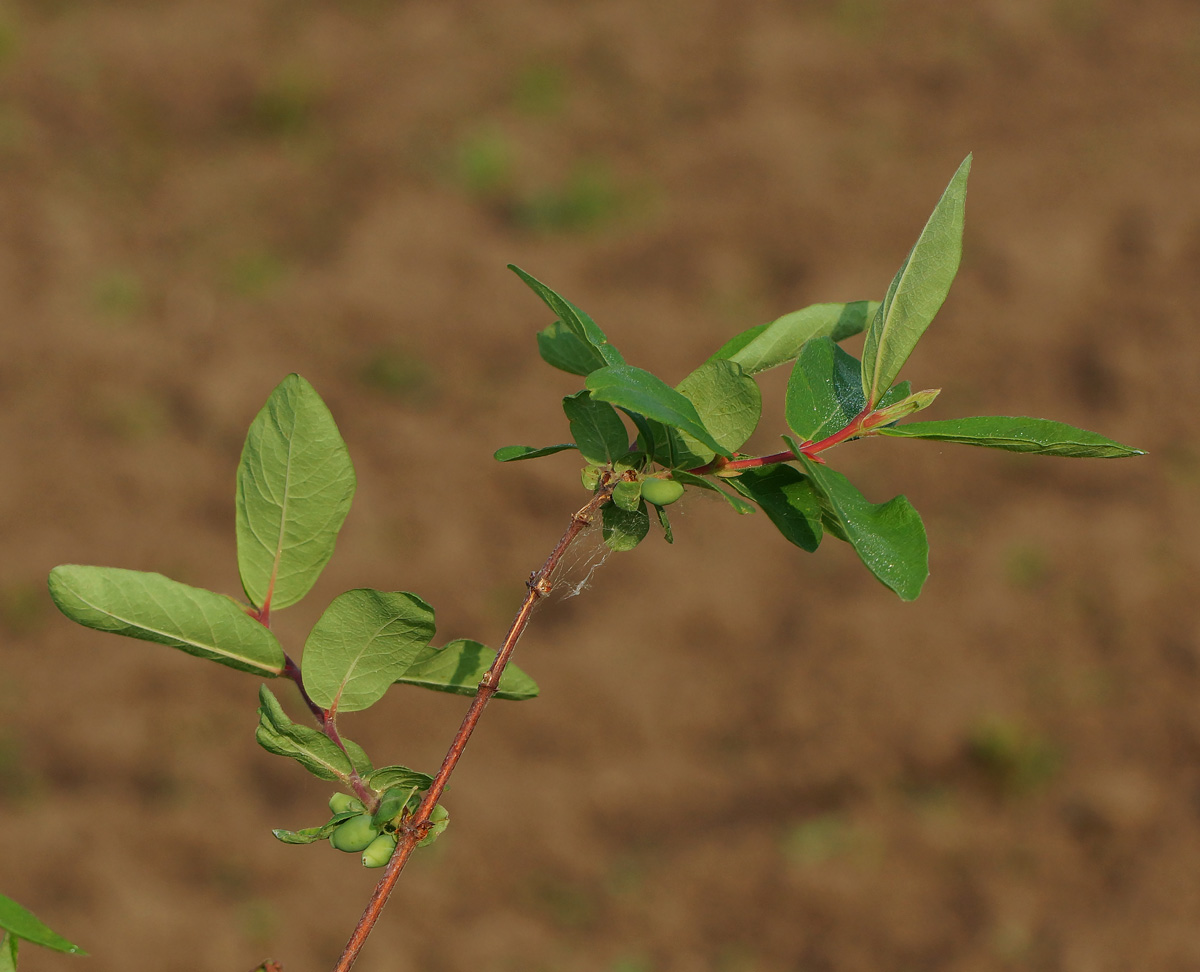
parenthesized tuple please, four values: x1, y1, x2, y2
(561, 391, 630, 465)
(372, 786, 417, 829)
(301, 590, 436, 713)
(728, 301, 880, 375)
(367, 764, 435, 794)
(861, 156, 971, 406)
(272, 810, 361, 844)
(876, 416, 1145, 458)
(634, 419, 709, 470)
(537, 321, 609, 376)
(798, 457, 928, 600)
(586, 364, 729, 457)
(493, 443, 577, 462)
(654, 504, 674, 543)
(784, 337, 865, 442)
(256, 685, 371, 782)
(0, 931, 15, 972)
(601, 500, 651, 551)
(0, 896, 85, 955)
(785, 339, 917, 444)
(394, 639, 539, 701)
(670, 469, 757, 514)
(730, 466, 822, 552)
(672, 359, 761, 462)
(508, 265, 623, 366)
(236, 374, 357, 612)
(48, 566, 285, 677)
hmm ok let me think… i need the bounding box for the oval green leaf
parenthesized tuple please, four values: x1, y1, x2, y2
(602, 500, 651, 552)
(302, 589, 436, 713)
(48, 565, 285, 676)
(672, 359, 761, 462)
(876, 416, 1145, 458)
(728, 300, 880, 375)
(562, 390, 630, 465)
(861, 156, 971, 406)
(785, 337, 865, 442)
(236, 374, 357, 613)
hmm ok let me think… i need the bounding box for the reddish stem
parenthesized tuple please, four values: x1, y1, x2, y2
(693, 407, 876, 476)
(329, 477, 619, 972)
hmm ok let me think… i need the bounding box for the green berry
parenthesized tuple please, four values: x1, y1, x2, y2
(361, 833, 397, 868)
(640, 478, 684, 507)
(328, 792, 362, 815)
(330, 813, 378, 853)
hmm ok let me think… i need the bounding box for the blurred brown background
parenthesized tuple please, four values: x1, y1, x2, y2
(0, 2, 1196, 971)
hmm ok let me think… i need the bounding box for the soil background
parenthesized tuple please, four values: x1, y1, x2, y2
(2, 2, 1198, 971)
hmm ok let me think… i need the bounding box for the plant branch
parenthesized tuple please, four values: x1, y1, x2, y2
(329, 474, 619, 972)
(692, 407, 877, 475)
(278, 656, 373, 806)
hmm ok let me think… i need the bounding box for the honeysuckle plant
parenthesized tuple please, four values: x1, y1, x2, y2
(44, 155, 1141, 972)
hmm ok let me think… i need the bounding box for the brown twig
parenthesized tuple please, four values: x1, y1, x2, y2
(330, 476, 618, 972)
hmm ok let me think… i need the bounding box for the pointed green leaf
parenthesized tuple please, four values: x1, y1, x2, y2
(0, 931, 15, 972)
(394, 639, 538, 700)
(537, 321, 609, 376)
(562, 391, 630, 465)
(798, 457, 928, 600)
(706, 322, 770, 364)
(670, 469, 756, 514)
(301, 590, 436, 713)
(586, 365, 729, 457)
(493, 443, 577, 462)
(654, 504, 674, 543)
(730, 466, 822, 552)
(508, 265, 623, 366)
(256, 685, 372, 782)
(602, 500, 651, 551)
(367, 765, 435, 793)
(0, 897, 85, 955)
(236, 374, 357, 612)
(272, 810, 362, 844)
(671, 359, 761, 463)
(48, 566, 285, 676)
(876, 416, 1145, 458)
(861, 156, 971, 406)
(728, 301, 880, 375)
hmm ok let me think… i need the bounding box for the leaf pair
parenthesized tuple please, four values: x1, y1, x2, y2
(48, 374, 356, 678)
(0, 896, 85, 971)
